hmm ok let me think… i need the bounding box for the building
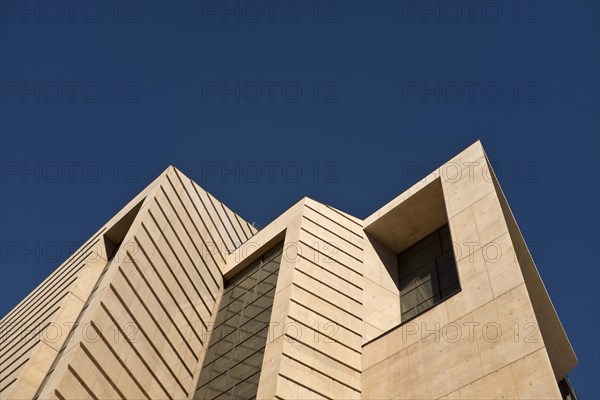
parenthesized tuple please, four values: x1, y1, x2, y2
(0, 141, 577, 399)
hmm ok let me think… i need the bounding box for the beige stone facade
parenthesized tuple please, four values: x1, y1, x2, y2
(0, 141, 577, 399)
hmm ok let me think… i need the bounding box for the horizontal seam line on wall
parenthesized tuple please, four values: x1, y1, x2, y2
(434, 346, 548, 399)
(363, 282, 530, 363)
(286, 315, 362, 357)
(147, 208, 213, 317)
(130, 242, 205, 345)
(1, 273, 78, 335)
(1, 247, 94, 327)
(294, 267, 362, 305)
(447, 187, 495, 220)
(325, 204, 363, 228)
(298, 239, 363, 278)
(100, 302, 173, 399)
(301, 214, 363, 252)
(107, 285, 189, 396)
(78, 342, 127, 400)
(66, 364, 100, 400)
(89, 321, 150, 399)
(304, 203, 364, 240)
(288, 297, 362, 338)
(300, 228, 363, 264)
(1, 284, 72, 345)
(0, 325, 47, 370)
(124, 251, 199, 358)
(117, 266, 195, 376)
(0, 377, 17, 394)
(154, 195, 217, 302)
(204, 188, 237, 253)
(157, 185, 221, 293)
(292, 283, 363, 322)
(281, 352, 362, 393)
(278, 373, 334, 400)
(221, 201, 246, 245)
(289, 298, 363, 338)
(170, 171, 226, 267)
(0, 357, 29, 388)
(0, 303, 62, 357)
(296, 253, 363, 291)
(0, 231, 103, 323)
(140, 222, 209, 331)
(452, 228, 511, 268)
(174, 170, 226, 263)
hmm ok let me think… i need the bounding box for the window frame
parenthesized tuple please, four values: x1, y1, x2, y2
(398, 225, 461, 323)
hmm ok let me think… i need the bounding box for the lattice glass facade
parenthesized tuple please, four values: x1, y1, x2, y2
(194, 243, 283, 400)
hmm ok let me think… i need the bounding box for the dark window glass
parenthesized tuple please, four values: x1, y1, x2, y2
(398, 225, 460, 322)
(194, 243, 283, 400)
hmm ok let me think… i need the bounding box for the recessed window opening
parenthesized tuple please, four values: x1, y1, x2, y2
(398, 224, 460, 322)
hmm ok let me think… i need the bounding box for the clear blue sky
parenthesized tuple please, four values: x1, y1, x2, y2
(1, 1, 598, 397)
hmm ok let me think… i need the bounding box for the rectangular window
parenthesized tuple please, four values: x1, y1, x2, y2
(398, 225, 459, 322)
